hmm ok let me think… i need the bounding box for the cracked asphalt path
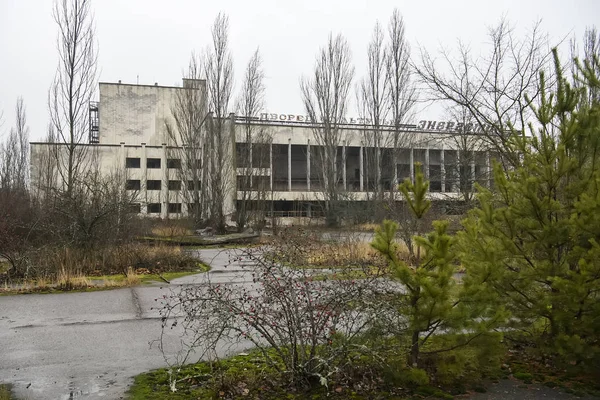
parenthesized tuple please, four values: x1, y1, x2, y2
(0, 248, 251, 400)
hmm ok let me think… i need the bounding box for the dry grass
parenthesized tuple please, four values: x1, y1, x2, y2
(304, 240, 409, 269)
(151, 225, 194, 237)
(0, 267, 146, 294)
(124, 267, 141, 285)
(352, 223, 382, 232)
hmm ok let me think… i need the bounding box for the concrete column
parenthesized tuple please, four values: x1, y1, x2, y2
(288, 139, 292, 192)
(486, 150, 491, 188)
(161, 143, 168, 219)
(119, 142, 126, 186)
(440, 147, 446, 193)
(249, 141, 253, 188)
(359, 146, 364, 191)
(141, 143, 147, 214)
(307, 140, 311, 191)
(470, 151, 476, 191)
(269, 143, 273, 191)
(409, 148, 414, 182)
(425, 147, 430, 179)
(377, 148, 382, 192)
(393, 148, 398, 192)
(342, 141, 347, 191)
(454, 150, 460, 193)
(200, 144, 206, 220)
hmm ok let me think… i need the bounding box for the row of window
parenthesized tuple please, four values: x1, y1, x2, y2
(126, 158, 184, 169)
(125, 180, 199, 191)
(129, 203, 199, 214)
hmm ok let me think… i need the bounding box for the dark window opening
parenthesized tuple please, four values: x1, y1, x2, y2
(148, 203, 161, 213)
(147, 180, 161, 190)
(167, 159, 181, 169)
(187, 180, 199, 191)
(147, 158, 161, 169)
(168, 203, 182, 213)
(128, 203, 141, 213)
(168, 180, 181, 190)
(125, 180, 141, 190)
(125, 158, 140, 168)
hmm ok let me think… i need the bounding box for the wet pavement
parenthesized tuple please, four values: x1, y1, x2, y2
(0, 248, 251, 400)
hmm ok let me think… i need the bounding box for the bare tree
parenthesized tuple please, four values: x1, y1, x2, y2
(165, 55, 209, 226)
(0, 97, 29, 191)
(572, 26, 600, 104)
(235, 48, 271, 231)
(301, 33, 355, 227)
(48, 0, 97, 196)
(387, 9, 417, 189)
(204, 13, 235, 233)
(439, 104, 490, 210)
(357, 21, 390, 210)
(31, 125, 59, 202)
(415, 18, 552, 167)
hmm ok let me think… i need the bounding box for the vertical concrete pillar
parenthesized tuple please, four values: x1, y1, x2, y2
(141, 143, 148, 214)
(307, 140, 311, 191)
(409, 148, 414, 182)
(200, 144, 206, 220)
(376, 148, 382, 192)
(342, 141, 347, 191)
(359, 146, 364, 192)
(440, 146, 446, 193)
(470, 151, 476, 191)
(161, 143, 168, 219)
(249, 141, 253, 188)
(269, 143, 273, 191)
(454, 150, 460, 193)
(119, 142, 126, 185)
(288, 139, 292, 192)
(425, 147, 430, 179)
(393, 148, 398, 193)
(486, 150, 491, 188)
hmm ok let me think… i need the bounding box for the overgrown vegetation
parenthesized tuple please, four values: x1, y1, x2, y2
(130, 50, 600, 399)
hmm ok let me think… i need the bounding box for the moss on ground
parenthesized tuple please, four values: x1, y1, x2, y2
(0, 384, 15, 400)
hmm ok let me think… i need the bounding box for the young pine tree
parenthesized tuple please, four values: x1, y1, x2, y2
(371, 164, 487, 367)
(458, 49, 600, 366)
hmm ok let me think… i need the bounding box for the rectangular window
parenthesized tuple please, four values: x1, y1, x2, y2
(147, 158, 161, 169)
(147, 180, 161, 190)
(168, 203, 182, 213)
(148, 203, 161, 213)
(168, 180, 181, 190)
(187, 180, 200, 191)
(125, 180, 141, 190)
(128, 203, 141, 213)
(167, 159, 181, 169)
(125, 157, 140, 168)
(429, 165, 442, 192)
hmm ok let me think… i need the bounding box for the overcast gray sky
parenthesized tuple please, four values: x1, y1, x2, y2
(0, 0, 598, 141)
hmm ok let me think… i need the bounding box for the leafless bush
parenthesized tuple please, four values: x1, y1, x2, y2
(155, 232, 386, 392)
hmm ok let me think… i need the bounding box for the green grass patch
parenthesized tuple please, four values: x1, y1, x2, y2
(0, 261, 10, 274)
(0, 384, 15, 400)
(88, 262, 210, 284)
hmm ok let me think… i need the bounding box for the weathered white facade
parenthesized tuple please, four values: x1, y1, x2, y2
(30, 79, 493, 220)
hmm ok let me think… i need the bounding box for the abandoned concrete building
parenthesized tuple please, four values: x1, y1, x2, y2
(30, 79, 494, 220)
